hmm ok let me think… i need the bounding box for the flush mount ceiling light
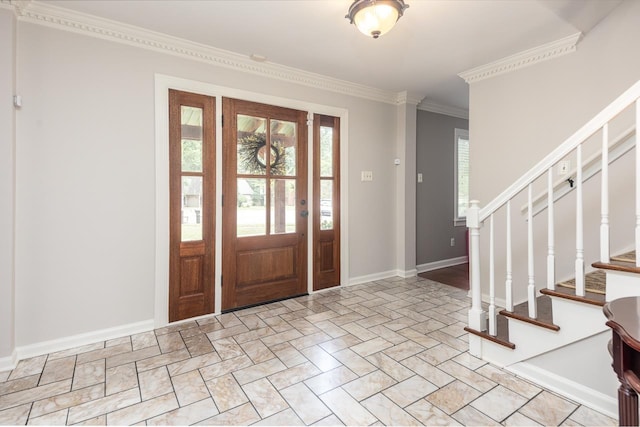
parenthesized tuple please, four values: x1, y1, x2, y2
(345, 0, 409, 39)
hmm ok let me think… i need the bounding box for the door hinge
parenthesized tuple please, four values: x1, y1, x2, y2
(221, 114, 223, 127)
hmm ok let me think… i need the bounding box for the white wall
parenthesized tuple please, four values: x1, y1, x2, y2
(468, 0, 640, 303)
(13, 21, 402, 348)
(0, 7, 16, 363)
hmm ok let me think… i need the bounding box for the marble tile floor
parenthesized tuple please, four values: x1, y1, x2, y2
(0, 277, 617, 426)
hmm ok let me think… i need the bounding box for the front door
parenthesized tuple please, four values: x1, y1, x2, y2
(222, 98, 308, 310)
(168, 90, 216, 322)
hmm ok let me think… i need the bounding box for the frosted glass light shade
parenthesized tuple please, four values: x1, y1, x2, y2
(346, 0, 408, 39)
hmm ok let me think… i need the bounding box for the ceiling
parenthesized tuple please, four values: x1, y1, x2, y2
(42, 0, 622, 113)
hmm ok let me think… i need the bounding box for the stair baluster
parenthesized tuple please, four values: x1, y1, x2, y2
(576, 144, 585, 296)
(636, 99, 640, 268)
(506, 200, 513, 311)
(489, 214, 496, 336)
(601, 123, 610, 263)
(547, 168, 555, 290)
(527, 184, 537, 318)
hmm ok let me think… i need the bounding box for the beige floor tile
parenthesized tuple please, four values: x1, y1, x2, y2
(166, 350, 221, 376)
(428, 330, 468, 351)
(135, 348, 191, 372)
(332, 348, 377, 376)
(138, 366, 173, 401)
(72, 360, 105, 391)
(401, 355, 455, 387)
(312, 414, 345, 426)
(451, 352, 487, 370)
(351, 337, 394, 357)
(105, 345, 161, 369)
(0, 371, 11, 383)
(131, 331, 158, 350)
(206, 373, 248, 412)
(8, 355, 48, 381)
(452, 405, 501, 426)
(105, 363, 138, 396)
(251, 408, 305, 426)
(305, 310, 340, 324)
(232, 357, 286, 385)
(31, 383, 104, 418)
(503, 411, 543, 426)
(475, 364, 541, 398)
(48, 342, 105, 362)
(287, 318, 321, 336)
(0, 374, 40, 397)
(438, 359, 496, 392)
(366, 325, 408, 345)
(567, 405, 617, 426)
(426, 380, 482, 414)
(0, 403, 31, 425)
(206, 324, 249, 342)
(70, 414, 106, 425)
(0, 379, 72, 412)
(300, 345, 342, 372)
(240, 339, 275, 364)
(383, 340, 426, 361)
(319, 334, 362, 354)
(260, 329, 303, 348)
(238, 313, 268, 330)
(199, 354, 253, 381)
(157, 331, 186, 354)
(106, 392, 178, 426)
(232, 327, 276, 345)
(366, 352, 415, 382)
(417, 343, 462, 366)
(40, 355, 76, 385)
(268, 361, 322, 390)
(76, 343, 132, 366)
(183, 333, 215, 357)
(280, 382, 331, 424)
(242, 378, 289, 418)
(406, 398, 461, 426)
(342, 370, 397, 401)
(383, 374, 438, 407)
(361, 393, 420, 425)
(106, 336, 131, 348)
(67, 388, 140, 425)
(147, 397, 218, 425)
(211, 337, 244, 360)
(172, 370, 210, 406)
(289, 331, 332, 350)
(519, 391, 579, 426)
(398, 327, 440, 348)
(155, 320, 198, 336)
(270, 342, 309, 368)
(319, 386, 378, 426)
(470, 385, 528, 422)
(304, 366, 359, 395)
(196, 402, 260, 426)
(27, 407, 68, 425)
(339, 322, 377, 341)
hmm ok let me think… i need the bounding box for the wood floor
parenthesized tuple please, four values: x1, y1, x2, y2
(418, 263, 469, 291)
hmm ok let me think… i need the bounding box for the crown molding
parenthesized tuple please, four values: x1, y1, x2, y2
(418, 100, 469, 119)
(0, 0, 30, 15)
(458, 32, 582, 84)
(396, 91, 425, 106)
(12, 1, 401, 105)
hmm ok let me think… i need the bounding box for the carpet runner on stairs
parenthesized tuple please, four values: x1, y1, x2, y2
(557, 250, 635, 295)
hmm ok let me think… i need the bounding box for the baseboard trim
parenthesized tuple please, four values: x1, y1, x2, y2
(348, 270, 397, 286)
(0, 349, 18, 372)
(397, 268, 417, 278)
(416, 256, 468, 273)
(506, 361, 617, 419)
(14, 319, 155, 364)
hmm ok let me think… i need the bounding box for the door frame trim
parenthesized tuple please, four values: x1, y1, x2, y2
(154, 74, 349, 328)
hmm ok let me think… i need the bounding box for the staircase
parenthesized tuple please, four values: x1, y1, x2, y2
(464, 80, 640, 418)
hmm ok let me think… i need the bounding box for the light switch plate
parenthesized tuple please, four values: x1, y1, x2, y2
(361, 171, 373, 181)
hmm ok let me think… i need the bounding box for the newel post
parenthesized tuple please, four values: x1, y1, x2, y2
(467, 200, 485, 333)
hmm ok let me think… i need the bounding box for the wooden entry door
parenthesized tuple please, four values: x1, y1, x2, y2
(313, 114, 341, 290)
(169, 90, 215, 322)
(222, 98, 308, 310)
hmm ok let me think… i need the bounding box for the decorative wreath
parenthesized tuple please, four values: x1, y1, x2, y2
(237, 133, 286, 175)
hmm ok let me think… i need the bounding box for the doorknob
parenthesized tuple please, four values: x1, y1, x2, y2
(300, 210, 309, 217)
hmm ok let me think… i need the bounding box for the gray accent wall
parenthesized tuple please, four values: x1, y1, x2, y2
(416, 110, 469, 267)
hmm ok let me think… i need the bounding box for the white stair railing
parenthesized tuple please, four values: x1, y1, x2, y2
(467, 80, 640, 347)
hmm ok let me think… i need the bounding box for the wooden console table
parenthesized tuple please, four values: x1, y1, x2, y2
(604, 296, 640, 426)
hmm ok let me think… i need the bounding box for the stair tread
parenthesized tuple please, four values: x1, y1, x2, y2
(593, 260, 640, 274)
(610, 250, 636, 264)
(557, 270, 606, 295)
(465, 314, 515, 349)
(499, 295, 560, 331)
(540, 286, 606, 307)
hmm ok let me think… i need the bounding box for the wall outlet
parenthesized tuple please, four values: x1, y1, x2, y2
(450, 238, 455, 246)
(361, 171, 373, 181)
(417, 173, 423, 183)
(558, 160, 570, 175)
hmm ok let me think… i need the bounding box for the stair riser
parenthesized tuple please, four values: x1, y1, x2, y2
(605, 270, 640, 302)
